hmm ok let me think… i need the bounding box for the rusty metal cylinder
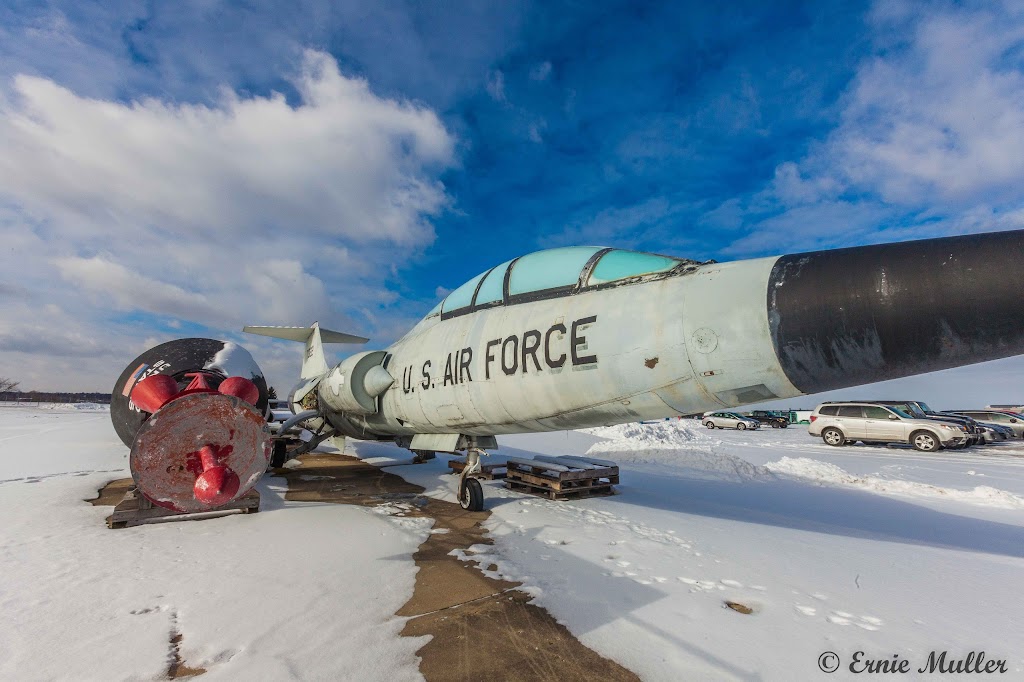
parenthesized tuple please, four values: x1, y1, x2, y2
(111, 339, 271, 511)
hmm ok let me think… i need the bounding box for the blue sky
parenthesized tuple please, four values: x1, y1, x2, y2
(2, 0, 1024, 403)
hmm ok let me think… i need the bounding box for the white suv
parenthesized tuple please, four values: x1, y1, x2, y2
(808, 402, 968, 452)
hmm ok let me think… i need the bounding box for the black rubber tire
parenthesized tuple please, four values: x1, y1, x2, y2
(270, 440, 289, 468)
(822, 428, 845, 446)
(705, 421, 715, 429)
(460, 477, 484, 511)
(737, 422, 746, 430)
(771, 422, 780, 428)
(911, 430, 940, 452)
(780, 423, 788, 429)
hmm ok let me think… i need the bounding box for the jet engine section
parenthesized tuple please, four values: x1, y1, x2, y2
(111, 338, 269, 448)
(111, 338, 271, 512)
(318, 350, 394, 415)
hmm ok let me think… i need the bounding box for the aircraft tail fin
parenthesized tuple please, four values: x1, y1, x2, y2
(243, 323, 369, 380)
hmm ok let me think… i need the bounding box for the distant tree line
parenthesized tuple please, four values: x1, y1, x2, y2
(0, 390, 112, 404)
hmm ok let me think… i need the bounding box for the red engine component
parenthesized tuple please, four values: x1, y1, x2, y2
(128, 375, 270, 512)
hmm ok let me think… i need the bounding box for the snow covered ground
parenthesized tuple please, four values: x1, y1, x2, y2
(0, 405, 429, 681)
(3, 406, 1023, 680)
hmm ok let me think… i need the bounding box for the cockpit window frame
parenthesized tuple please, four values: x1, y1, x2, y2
(433, 247, 707, 322)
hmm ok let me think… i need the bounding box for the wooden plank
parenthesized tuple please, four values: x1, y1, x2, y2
(505, 479, 616, 501)
(556, 454, 619, 468)
(108, 488, 260, 529)
(503, 458, 614, 485)
(506, 460, 619, 483)
(505, 456, 571, 472)
(532, 455, 595, 470)
(505, 467, 618, 492)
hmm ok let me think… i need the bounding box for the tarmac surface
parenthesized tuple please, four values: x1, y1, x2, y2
(93, 452, 638, 681)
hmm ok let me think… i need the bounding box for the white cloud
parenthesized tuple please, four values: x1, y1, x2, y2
(530, 61, 552, 81)
(0, 50, 453, 245)
(834, 9, 1024, 205)
(0, 50, 456, 390)
(486, 70, 506, 102)
(718, 2, 1024, 256)
(541, 197, 682, 249)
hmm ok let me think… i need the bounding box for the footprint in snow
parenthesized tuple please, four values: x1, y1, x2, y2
(795, 605, 817, 616)
(720, 579, 743, 588)
(828, 611, 883, 630)
(678, 577, 718, 591)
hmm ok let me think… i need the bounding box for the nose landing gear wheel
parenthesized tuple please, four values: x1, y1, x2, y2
(459, 477, 484, 511)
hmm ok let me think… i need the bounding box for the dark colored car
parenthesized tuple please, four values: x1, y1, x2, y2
(948, 410, 1024, 438)
(746, 410, 789, 428)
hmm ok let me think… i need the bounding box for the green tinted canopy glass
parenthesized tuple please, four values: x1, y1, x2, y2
(441, 272, 485, 313)
(588, 250, 679, 285)
(475, 260, 512, 306)
(508, 247, 603, 296)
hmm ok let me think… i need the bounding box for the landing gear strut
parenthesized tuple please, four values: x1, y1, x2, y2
(458, 448, 486, 511)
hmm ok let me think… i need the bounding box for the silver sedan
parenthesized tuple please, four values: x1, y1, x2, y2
(702, 411, 761, 430)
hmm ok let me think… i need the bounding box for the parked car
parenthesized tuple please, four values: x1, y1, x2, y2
(947, 410, 1024, 438)
(746, 410, 790, 428)
(829, 400, 983, 447)
(938, 412, 1011, 442)
(987, 404, 1024, 413)
(702, 411, 760, 430)
(809, 402, 969, 452)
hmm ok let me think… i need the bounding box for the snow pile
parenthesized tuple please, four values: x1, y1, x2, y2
(766, 457, 1024, 509)
(584, 420, 773, 482)
(71, 402, 110, 411)
(205, 341, 263, 379)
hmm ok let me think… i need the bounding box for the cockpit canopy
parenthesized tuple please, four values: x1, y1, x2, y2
(426, 246, 696, 320)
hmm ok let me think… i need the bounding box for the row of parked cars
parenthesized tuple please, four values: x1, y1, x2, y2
(807, 400, 1024, 452)
(701, 410, 789, 430)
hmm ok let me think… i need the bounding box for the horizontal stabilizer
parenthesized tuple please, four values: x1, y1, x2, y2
(244, 323, 369, 380)
(243, 325, 369, 344)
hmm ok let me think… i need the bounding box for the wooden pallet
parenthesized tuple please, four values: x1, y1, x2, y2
(447, 459, 507, 480)
(505, 478, 616, 501)
(107, 487, 260, 529)
(504, 456, 619, 500)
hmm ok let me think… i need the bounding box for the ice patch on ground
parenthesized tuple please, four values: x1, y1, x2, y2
(765, 457, 1024, 509)
(584, 421, 774, 482)
(0, 402, 110, 411)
